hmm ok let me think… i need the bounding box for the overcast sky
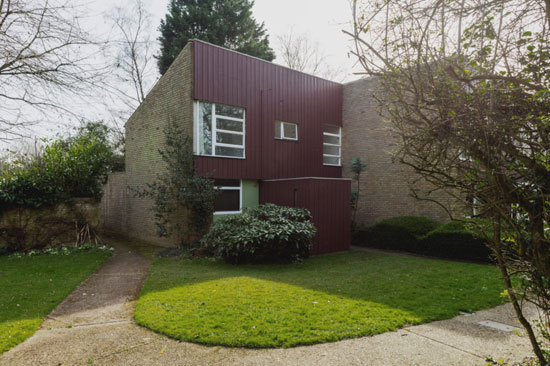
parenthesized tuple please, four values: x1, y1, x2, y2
(95, 0, 358, 80)
(4, 0, 359, 150)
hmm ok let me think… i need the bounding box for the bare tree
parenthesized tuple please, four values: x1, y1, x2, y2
(0, 0, 105, 141)
(108, 0, 156, 108)
(276, 30, 346, 81)
(347, 0, 550, 364)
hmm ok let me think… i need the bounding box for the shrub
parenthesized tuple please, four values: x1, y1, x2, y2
(201, 204, 316, 264)
(352, 216, 440, 252)
(419, 220, 492, 262)
(133, 121, 217, 246)
(0, 121, 119, 213)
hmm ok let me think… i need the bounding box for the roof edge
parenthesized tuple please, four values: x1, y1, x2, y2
(190, 39, 344, 86)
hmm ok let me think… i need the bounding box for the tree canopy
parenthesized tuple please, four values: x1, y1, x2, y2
(156, 0, 275, 75)
(348, 0, 550, 363)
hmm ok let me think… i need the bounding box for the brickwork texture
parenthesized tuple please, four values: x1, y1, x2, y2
(121, 43, 194, 247)
(342, 78, 452, 226)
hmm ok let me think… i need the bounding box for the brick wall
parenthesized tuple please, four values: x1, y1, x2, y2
(342, 77, 452, 226)
(101, 172, 127, 235)
(123, 43, 194, 247)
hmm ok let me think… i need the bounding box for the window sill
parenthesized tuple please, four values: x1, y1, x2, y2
(323, 164, 342, 167)
(274, 137, 298, 142)
(214, 210, 242, 215)
(196, 154, 246, 160)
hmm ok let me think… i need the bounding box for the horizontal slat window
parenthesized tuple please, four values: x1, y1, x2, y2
(323, 124, 341, 166)
(195, 101, 245, 159)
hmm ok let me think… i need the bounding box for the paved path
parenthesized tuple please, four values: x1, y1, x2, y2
(0, 241, 536, 366)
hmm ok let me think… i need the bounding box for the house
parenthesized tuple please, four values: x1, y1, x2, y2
(102, 40, 449, 254)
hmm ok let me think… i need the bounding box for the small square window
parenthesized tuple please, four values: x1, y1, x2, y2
(275, 121, 298, 140)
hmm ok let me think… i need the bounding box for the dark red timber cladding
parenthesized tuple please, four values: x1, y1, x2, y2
(193, 41, 343, 180)
(260, 178, 351, 255)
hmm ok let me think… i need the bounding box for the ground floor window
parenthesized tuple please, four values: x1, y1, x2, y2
(214, 179, 241, 214)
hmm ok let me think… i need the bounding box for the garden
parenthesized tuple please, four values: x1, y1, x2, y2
(135, 249, 507, 348)
(0, 122, 121, 353)
(0, 246, 111, 353)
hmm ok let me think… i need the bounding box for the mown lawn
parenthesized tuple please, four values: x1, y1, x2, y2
(0, 250, 110, 353)
(135, 250, 507, 348)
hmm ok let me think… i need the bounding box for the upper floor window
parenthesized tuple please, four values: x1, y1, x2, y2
(275, 121, 298, 141)
(195, 101, 245, 158)
(323, 124, 341, 166)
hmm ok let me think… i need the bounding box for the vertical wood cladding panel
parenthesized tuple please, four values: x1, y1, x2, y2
(193, 41, 343, 180)
(260, 178, 351, 255)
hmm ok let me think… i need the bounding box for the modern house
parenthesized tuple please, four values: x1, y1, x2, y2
(102, 40, 449, 254)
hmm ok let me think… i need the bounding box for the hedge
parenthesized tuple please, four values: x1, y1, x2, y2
(419, 221, 492, 262)
(351, 216, 440, 252)
(352, 216, 492, 262)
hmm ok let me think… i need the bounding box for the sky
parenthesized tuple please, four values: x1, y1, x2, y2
(3, 0, 360, 150)
(96, 0, 359, 80)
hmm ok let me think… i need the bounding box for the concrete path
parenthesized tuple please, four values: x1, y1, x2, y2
(0, 241, 536, 366)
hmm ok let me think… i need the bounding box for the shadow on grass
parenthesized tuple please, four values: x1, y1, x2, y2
(135, 250, 507, 348)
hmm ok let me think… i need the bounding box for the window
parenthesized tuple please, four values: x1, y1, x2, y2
(214, 179, 241, 214)
(195, 101, 245, 158)
(323, 124, 341, 166)
(275, 121, 298, 140)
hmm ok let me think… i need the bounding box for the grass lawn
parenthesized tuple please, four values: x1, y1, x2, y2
(0, 250, 110, 353)
(135, 250, 507, 348)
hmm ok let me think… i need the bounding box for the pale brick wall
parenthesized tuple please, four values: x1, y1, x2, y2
(342, 77, 452, 226)
(123, 43, 194, 247)
(101, 172, 127, 235)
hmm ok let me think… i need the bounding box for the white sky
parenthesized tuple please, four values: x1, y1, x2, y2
(4, 0, 360, 151)
(96, 0, 359, 79)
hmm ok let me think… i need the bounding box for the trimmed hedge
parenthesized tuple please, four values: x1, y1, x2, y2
(352, 216, 492, 262)
(351, 216, 440, 252)
(420, 221, 492, 262)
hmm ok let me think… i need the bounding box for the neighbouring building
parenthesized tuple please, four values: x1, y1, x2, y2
(102, 40, 448, 254)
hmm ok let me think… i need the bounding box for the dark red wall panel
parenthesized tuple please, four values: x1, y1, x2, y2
(193, 41, 343, 180)
(260, 178, 351, 255)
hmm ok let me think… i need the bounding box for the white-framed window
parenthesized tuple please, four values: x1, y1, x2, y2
(214, 179, 242, 214)
(323, 124, 341, 166)
(194, 101, 245, 159)
(275, 121, 298, 141)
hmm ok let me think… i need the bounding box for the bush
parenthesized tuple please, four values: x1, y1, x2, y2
(201, 204, 316, 264)
(0, 121, 120, 213)
(352, 216, 440, 252)
(419, 220, 492, 262)
(352, 216, 492, 262)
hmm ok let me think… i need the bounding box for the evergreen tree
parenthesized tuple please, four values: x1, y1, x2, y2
(157, 0, 275, 75)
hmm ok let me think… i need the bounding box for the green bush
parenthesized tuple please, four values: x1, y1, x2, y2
(352, 216, 440, 252)
(201, 204, 316, 264)
(0, 122, 119, 212)
(419, 220, 492, 262)
(352, 216, 492, 262)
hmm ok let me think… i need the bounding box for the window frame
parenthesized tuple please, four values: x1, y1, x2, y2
(213, 180, 242, 215)
(194, 101, 246, 159)
(275, 120, 298, 141)
(323, 124, 342, 166)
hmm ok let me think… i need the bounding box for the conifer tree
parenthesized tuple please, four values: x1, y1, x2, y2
(157, 0, 275, 75)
